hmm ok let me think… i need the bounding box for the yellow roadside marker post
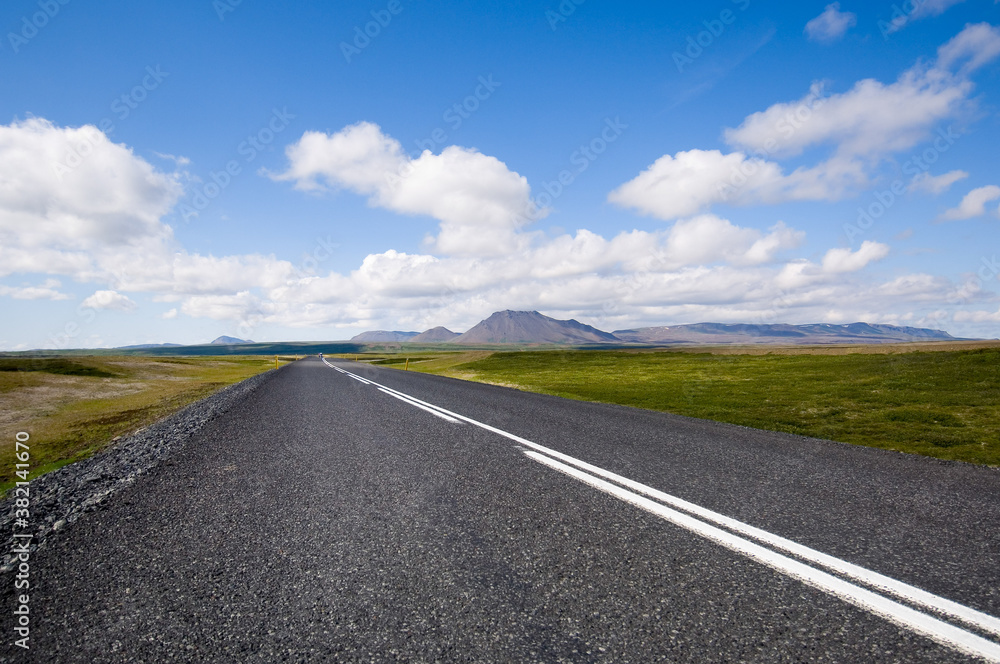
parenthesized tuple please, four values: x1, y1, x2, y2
(405, 358, 409, 371)
(275, 355, 278, 370)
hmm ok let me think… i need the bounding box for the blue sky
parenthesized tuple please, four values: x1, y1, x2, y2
(2, 0, 999, 348)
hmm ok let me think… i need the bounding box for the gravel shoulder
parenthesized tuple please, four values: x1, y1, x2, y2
(0, 369, 278, 573)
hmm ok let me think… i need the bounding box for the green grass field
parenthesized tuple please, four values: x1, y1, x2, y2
(400, 348, 1000, 466)
(0, 355, 285, 492)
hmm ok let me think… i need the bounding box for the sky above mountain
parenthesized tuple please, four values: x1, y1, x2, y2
(2, 0, 999, 349)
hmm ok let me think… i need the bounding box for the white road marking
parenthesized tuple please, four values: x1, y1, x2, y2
(323, 359, 1000, 661)
(377, 388, 461, 423)
(525, 450, 1000, 663)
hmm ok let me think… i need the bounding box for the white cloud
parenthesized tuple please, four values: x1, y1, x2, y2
(909, 169, 968, 194)
(937, 22, 1000, 75)
(954, 307, 1000, 323)
(0, 279, 69, 300)
(805, 3, 857, 43)
(884, 0, 968, 35)
(724, 69, 971, 161)
(822, 241, 891, 273)
(0, 118, 181, 252)
(608, 150, 781, 219)
(939, 185, 1000, 220)
(270, 122, 406, 194)
(82, 290, 137, 311)
(270, 122, 538, 255)
(728, 25, 997, 159)
(154, 152, 191, 167)
(659, 216, 804, 268)
(774, 241, 891, 290)
(0, 117, 311, 303)
(877, 273, 954, 299)
(607, 148, 866, 220)
(180, 291, 264, 321)
(913, 0, 967, 18)
(0, 118, 969, 342)
(611, 24, 999, 221)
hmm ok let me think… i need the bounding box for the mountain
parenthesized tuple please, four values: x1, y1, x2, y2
(210, 336, 254, 345)
(352, 316, 961, 346)
(612, 322, 958, 345)
(410, 326, 461, 342)
(451, 310, 620, 345)
(350, 330, 420, 342)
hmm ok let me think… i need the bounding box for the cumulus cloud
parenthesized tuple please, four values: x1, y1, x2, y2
(607, 148, 866, 220)
(0, 118, 964, 343)
(81, 290, 137, 311)
(270, 122, 538, 255)
(0, 117, 313, 301)
(180, 291, 264, 321)
(607, 150, 775, 219)
(0, 118, 181, 251)
(0, 279, 69, 300)
(611, 24, 999, 221)
(805, 3, 857, 43)
(939, 185, 1000, 220)
(0, 116, 191, 291)
(658, 216, 804, 268)
(270, 122, 406, 194)
(723, 28, 990, 160)
(822, 241, 891, 273)
(909, 169, 968, 194)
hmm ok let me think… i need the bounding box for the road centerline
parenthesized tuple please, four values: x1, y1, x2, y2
(524, 449, 1000, 663)
(376, 387, 462, 423)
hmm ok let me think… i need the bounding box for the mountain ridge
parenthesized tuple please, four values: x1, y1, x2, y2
(210, 336, 254, 345)
(411, 327, 461, 342)
(613, 322, 957, 345)
(347, 313, 963, 346)
(451, 310, 620, 345)
(350, 330, 420, 342)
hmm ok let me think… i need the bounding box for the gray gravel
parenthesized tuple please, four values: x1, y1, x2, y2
(0, 369, 277, 572)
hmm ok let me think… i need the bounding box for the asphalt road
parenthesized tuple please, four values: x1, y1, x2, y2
(4, 356, 1000, 662)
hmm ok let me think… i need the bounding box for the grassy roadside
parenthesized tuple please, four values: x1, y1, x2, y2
(0, 355, 289, 492)
(392, 347, 1000, 466)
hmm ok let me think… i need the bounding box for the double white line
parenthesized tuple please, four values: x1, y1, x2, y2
(324, 358, 1000, 662)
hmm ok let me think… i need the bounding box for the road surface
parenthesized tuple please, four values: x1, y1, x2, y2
(4, 356, 999, 662)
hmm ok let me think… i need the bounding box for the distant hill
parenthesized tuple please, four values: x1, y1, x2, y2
(350, 330, 420, 342)
(410, 326, 461, 342)
(612, 322, 958, 345)
(210, 336, 254, 345)
(452, 310, 620, 345)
